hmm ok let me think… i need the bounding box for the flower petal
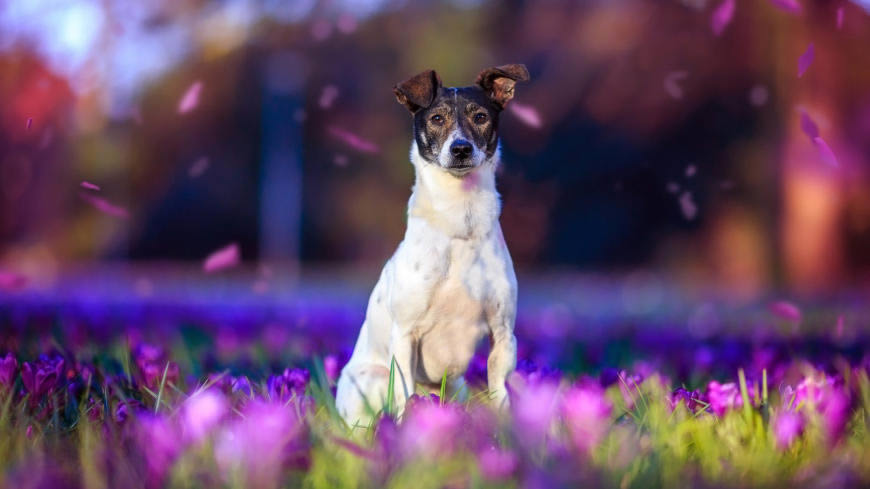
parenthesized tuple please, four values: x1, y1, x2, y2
(711, 0, 735, 36)
(798, 43, 814, 78)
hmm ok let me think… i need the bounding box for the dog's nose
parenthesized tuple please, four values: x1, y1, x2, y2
(450, 140, 473, 159)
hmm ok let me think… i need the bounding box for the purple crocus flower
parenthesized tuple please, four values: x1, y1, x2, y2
(21, 354, 64, 399)
(670, 387, 706, 413)
(773, 410, 803, 449)
(561, 383, 612, 453)
(137, 414, 182, 489)
(819, 389, 850, 446)
(214, 400, 307, 488)
(0, 353, 18, 389)
(514, 358, 562, 385)
(399, 400, 464, 458)
(114, 399, 144, 424)
(132, 343, 179, 389)
(706, 381, 753, 416)
(791, 375, 837, 407)
(182, 389, 229, 442)
(267, 368, 310, 402)
(323, 350, 351, 384)
(231, 376, 253, 397)
(479, 447, 518, 480)
(509, 376, 560, 447)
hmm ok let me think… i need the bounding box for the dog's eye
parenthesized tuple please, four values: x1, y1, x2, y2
(430, 114, 445, 126)
(473, 113, 488, 124)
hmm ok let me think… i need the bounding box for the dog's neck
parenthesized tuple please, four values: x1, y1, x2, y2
(407, 142, 502, 240)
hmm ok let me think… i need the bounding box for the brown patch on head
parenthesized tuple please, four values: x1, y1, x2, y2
(475, 64, 530, 108)
(393, 70, 442, 113)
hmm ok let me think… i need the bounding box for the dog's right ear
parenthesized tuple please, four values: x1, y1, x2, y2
(393, 70, 442, 114)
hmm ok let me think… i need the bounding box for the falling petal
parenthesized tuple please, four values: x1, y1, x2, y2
(333, 154, 349, 167)
(679, 191, 698, 220)
(749, 84, 769, 107)
(80, 193, 129, 218)
(798, 43, 814, 78)
(663, 71, 689, 99)
(770, 300, 802, 322)
(188, 157, 210, 178)
(319, 85, 339, 109)
(769, 0, 802, 14)
(711, 0, 735, 36)
(813, 137, 839, 167)
(336, 14, 358, 34)
(177, 81, 203, 114)
(799, 111, 819, 140)
(836, 7, 844, 29)
(0, 270, 28, 290)
(311, 20, 332, 41)
(835, 315, 844, 338)
(26, 118, 32, 130)
(508, 101, 543, 128)
(80, 181, 100, 191)
(685, 164, 697, 177)
(203, 243, 241, 273)
(328, 127, 379, 153)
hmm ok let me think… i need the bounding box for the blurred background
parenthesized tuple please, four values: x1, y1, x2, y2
(2, 0, 870, 355)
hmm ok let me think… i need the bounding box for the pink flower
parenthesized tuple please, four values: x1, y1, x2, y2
(182, 389, 228, 442)
(215, 401, 307, 489)
(561, 384, 612, 453)
(773, 410, 803, 449)
(509, 375, 560, 446)
(137, 414, 182, 489)
(479, 447, 518, 480)
(706, 381, 750, 416)
(399, 401, 464, 458)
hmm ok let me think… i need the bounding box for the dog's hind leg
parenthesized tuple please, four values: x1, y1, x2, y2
(335, 362, 390, 432)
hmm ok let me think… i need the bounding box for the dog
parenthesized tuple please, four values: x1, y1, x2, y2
(335, 64, 529, 429)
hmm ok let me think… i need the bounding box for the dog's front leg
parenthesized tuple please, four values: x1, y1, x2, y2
(389, 323, 415, 419)
(487, 327, 517, 410)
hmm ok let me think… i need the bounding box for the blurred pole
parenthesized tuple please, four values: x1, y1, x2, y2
(259, 52, 306, 271)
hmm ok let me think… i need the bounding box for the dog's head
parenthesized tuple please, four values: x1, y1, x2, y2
(394, 64, 529, 177)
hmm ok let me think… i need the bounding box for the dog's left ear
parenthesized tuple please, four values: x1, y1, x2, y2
(393, 69, 442, 114)
(475, 64, 530, 109)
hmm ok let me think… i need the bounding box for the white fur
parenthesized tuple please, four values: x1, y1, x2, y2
(336, 141, 518, 429)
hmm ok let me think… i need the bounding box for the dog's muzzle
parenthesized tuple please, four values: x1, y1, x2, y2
(446, 139, 476, 175)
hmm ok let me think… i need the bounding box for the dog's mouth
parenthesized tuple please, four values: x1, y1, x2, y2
(446, 165, 475, 177)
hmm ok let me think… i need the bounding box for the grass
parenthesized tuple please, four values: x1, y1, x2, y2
(0, 333, 868, 488)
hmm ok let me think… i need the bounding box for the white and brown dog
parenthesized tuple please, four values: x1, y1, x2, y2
(336, 64, 529, 428)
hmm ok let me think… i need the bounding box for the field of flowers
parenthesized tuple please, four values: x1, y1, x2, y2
(1, 285, 868, 489)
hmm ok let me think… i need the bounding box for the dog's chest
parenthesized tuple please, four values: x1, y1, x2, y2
(405, 236, 497, 383)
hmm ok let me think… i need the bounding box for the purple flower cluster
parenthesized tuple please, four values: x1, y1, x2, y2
(267, 367, 310, 402)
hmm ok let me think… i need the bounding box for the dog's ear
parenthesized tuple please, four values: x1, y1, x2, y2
(393, 70, 442, 113)
(475, 64, 530, 109)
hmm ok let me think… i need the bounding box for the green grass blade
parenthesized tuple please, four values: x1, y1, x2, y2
(386, 356, 396, 418)
(154, 362, 171, 414)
